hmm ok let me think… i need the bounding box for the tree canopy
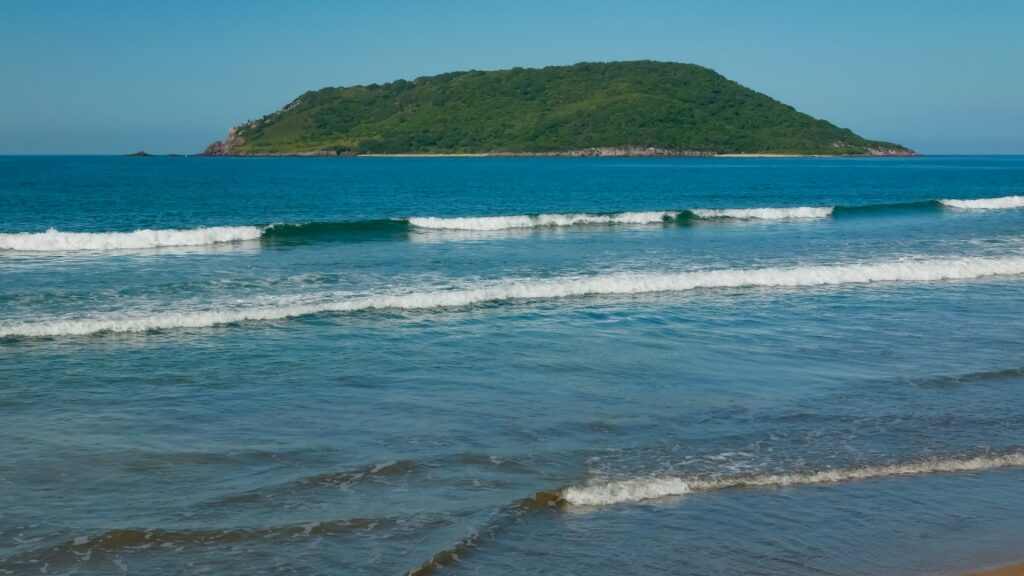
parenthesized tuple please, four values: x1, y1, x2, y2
(216, 61, 909, 155)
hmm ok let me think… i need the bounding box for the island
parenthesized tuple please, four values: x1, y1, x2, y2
(203, 61, 914, 157)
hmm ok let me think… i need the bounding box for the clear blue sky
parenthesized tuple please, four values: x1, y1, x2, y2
(2, 0, 1022, 154)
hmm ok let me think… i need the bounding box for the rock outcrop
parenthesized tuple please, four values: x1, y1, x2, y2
(203, 126, 247, 156)
(505, 147, 716, 157)
(864, 147, 917, 157)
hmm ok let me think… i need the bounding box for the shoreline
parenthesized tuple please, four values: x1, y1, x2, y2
(967, 563, 1024, 576)
(362, 152, 822, 158)
(201, 143, 915, 159)
(198, 151, 917, 159)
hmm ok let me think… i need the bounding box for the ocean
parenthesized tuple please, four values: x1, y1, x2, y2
(1, 155, 1023, 575)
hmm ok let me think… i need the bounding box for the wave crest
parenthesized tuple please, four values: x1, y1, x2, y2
(561, 452, 1024, 506)
(408, 207, 832, 230)
(940, 195, 1024, 210)
(0, 226, 263, 252)
(406, 450, 1024, 573)
(3, 256, 1023, 338)
(409, 211, 676, 230)
(689, 207, 833, 219)
(6, 195, 1020, 251)
(562, 477, 691, 506)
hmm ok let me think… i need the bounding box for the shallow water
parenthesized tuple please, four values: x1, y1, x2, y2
(1, 156, 1023, 575)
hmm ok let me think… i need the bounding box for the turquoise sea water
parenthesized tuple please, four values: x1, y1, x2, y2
(1, 156, 1023, 575)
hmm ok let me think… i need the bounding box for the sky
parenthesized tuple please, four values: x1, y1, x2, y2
(1, 0, 1022, 154)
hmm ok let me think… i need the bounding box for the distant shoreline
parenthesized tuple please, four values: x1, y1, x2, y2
(193, 151, 917, 159)
(359, 153, 910, 158)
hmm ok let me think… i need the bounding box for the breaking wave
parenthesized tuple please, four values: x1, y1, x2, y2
(408, 207, 831, 230)
(689, 206, 833, 220)
(407, 451, 1024, 574)
(940, 195, 1024, 210)
(559, 452, 1024, 506)
(0, 226, 263, 252)
(409, 211, 679, 230)
(3, 255, 1024, 338)
(402, 194, 1024, 231)
(4, 195, 1020, 251)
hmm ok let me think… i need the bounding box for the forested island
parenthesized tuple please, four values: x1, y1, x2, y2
(204, 61, 913, 157)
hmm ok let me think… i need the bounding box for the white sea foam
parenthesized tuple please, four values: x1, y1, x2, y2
(408, 207, 834, 230)
(0, 226, 264, 252)
(560, 452, 1024, 506)
(689, 207, 833, 219)
(562, 477, 692, 506)
(3, 255, 1024, 337)
(940, 196, 1024, 210)
(409, 212, 675, 230)
(0, 206, 844, 251)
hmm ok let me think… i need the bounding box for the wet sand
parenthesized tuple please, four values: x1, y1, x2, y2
(967, 563, 1024, 576)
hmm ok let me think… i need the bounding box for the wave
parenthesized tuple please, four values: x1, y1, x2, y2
(831, 199, 942, 216)
(0, 209, 826, 252)
(213, 460, 425, 506)
(689, 206, 833, 220)
(263, 219, 408, 239)
(5, 195, 1020, 251)
(940, 195, 1024, 210)
(45, 518, 391, 550)
(406, 450, 1024, 574)
(404, 194, 1023, 231)
(3, 255, 1023, 338)
(906, 367, 1024, 388)
(292, 196, 1022, 236)
(0, 514, 446, 571)
(558, 452, 1024, 506)
(0, 226, 263, 252)
(409, 211, 679, 230)
(408, 207, 833, 230)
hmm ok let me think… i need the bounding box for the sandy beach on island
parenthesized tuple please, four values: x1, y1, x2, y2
(356, 152, 493, 157)
(715, 153, 821, 157)
(333, 152, 874, 158)
(967, 562, 1024, 576)
(223, 150, 914, 158)
(360, 152, 809, 158)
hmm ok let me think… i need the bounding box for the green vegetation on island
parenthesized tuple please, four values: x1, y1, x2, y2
(205, 61, 913, 156)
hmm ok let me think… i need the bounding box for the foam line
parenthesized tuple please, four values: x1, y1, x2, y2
(689, 207, 833, 219)
(408, 207, 832, 230)
(560, 452, 1024, 506)
(3, 255, 1023, 337)
(940, 196, 1024, 210)
(0, 226, 263, 251)
(5, 195, 1021, 251)
(408, 212, 676, 230)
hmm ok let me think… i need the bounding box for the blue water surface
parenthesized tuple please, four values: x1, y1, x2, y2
(1, 155, 1022, 575)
